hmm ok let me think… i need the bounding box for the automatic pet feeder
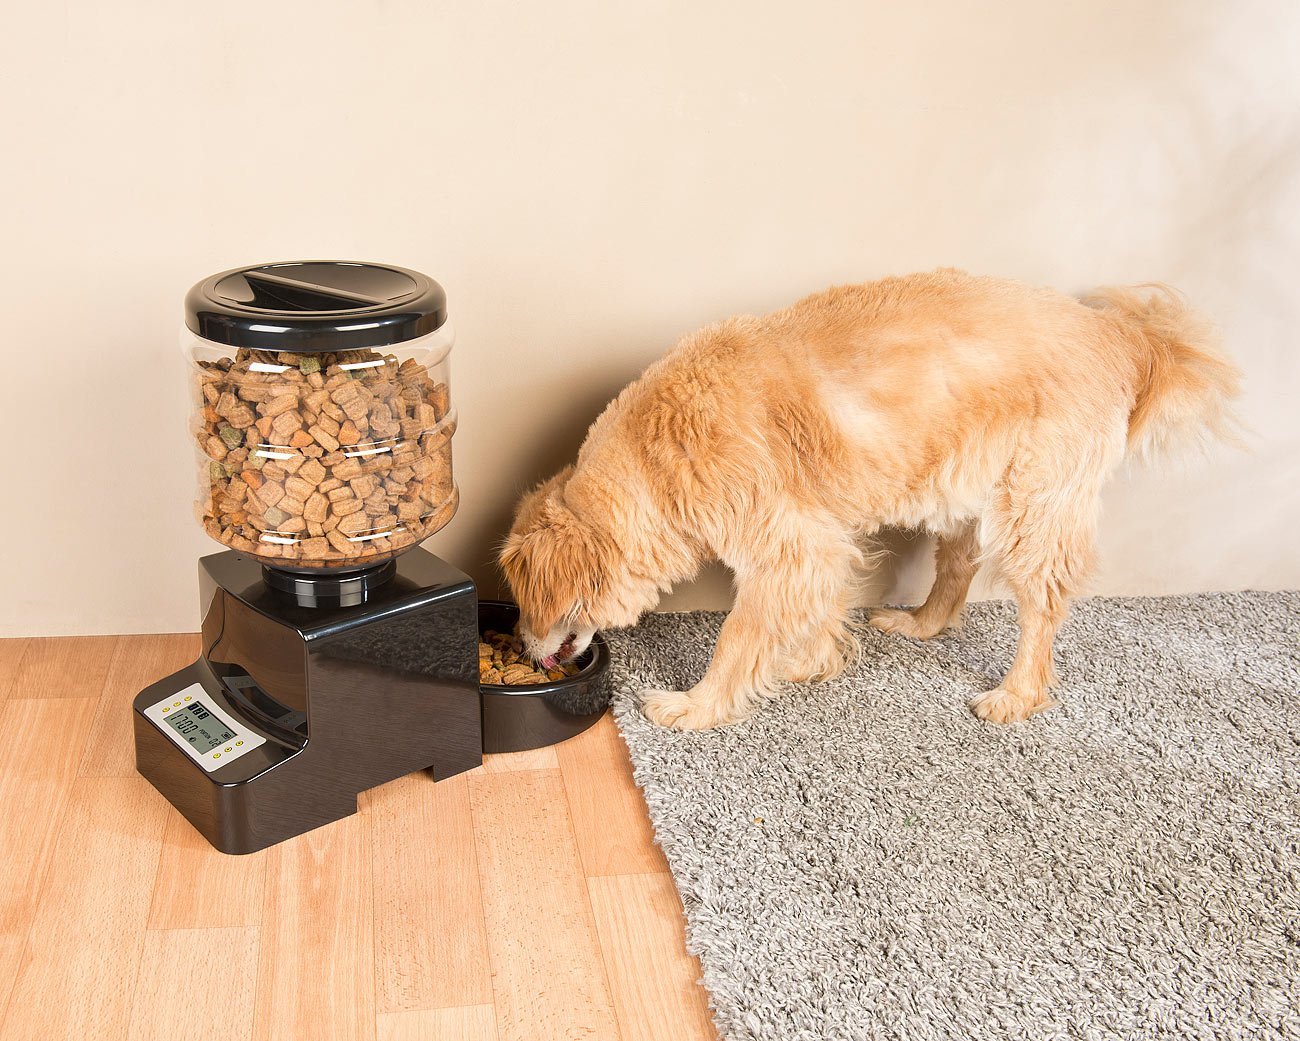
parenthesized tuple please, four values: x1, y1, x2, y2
(133, 261, 609, 854)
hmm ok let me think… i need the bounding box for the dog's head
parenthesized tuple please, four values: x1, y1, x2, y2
(500, 466, 655, 667)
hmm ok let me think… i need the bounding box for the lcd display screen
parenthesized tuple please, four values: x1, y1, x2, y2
(163, 702, 237, 753)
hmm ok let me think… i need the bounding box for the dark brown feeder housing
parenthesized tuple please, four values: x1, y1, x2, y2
(133, 261, 610, 854)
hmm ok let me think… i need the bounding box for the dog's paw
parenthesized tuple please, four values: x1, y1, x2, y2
(641, 689, 740, 731)
(868, 607, 946, 640)
(969, 685, 1057, 724)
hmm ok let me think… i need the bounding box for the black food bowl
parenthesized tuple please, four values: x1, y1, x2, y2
(478, 600, 611, 754)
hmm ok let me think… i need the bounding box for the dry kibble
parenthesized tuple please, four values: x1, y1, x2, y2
(309, 424, 340, 451)
(297, 459, 327, 486)
(195, 346, 455, 568)
(280, 476, 311, 501)
(350, 475, 377, 498)
(261, 392, 298, 418)
(303, 493, 328, 523)
(270, 411, 302, 440)
(336, 511, 371, 535)
(332, 457, 363, 481)
(254, 481, 285, 509)
(477, 625, 583, 686)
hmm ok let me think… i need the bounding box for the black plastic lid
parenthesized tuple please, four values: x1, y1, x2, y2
(185, 261, 447, 352)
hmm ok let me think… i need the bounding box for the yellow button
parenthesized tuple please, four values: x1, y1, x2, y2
(213, 753, 221, 759)
(235, 741, 243, 746)
(162, 707, 169, 713)
(173, 701, 181, 707)
(184, 695, 192, 701)
(225, 746, 232, 752)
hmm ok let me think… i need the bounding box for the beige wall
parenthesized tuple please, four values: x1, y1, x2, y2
(1, 1, 1297, 637)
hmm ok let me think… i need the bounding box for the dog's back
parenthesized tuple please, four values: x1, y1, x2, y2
(628, 269, 1239, 536)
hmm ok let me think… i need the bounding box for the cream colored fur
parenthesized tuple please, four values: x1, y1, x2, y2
(501, 269, 1241, 729)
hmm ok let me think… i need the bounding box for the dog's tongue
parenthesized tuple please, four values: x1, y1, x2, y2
(540, 636, 576, 672)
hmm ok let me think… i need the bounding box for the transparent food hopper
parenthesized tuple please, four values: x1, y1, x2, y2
(186, 262, 457, 579)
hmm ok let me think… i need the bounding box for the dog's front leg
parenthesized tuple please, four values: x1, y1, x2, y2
(642, 591, 775, 731)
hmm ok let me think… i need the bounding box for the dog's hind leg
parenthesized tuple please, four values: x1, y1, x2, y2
(643, 524, 861, 729)
(869, 521, 980, 640)
(969, 453, 1108, 723)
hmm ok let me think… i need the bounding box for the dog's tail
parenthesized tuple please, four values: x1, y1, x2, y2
(1084, 283, 1242, 459)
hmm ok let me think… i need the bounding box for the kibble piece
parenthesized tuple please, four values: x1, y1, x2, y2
(350, 475, 378, 498)
(253, 481, 285, 509)
(340, 395, 370, 422)
(261, 392, 299, 418)
(303, 493, 328, 523)
(298, 459, 328, 486)
(332, 457, 363, 481)
(271, 410, 303, 440)
(326, 527, 354, 555)
(336, 511, 371, 535)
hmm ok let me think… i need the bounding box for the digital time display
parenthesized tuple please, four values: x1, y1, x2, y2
(163, 702, 237, 753)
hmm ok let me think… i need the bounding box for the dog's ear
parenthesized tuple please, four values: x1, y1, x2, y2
(500, 501, 611, 634)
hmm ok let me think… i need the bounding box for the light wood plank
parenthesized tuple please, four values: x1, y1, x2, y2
(587, 874, 716, 1041)
(366, 773, 493, 1013)
(0, 697, 100, 1013)
(81, 633, 200, 776)
(480, 745, 559, 772)
(377, 1005, 499, 1041)
(468, 769, 621, 1041)
(127, 927, 259, 1041)
(556, 714, 668, 877)
(253, 814, 375, 1041)
(0, 638, 31, 701)
(147, 808, 268, 930)
(10, 634, 119, 699)
(0, 775, 169, 1041)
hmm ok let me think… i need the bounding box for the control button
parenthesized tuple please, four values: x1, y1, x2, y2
(173, 702, 181, 707)
(235, 741, 243, 746)
(162, 707, 170, 713)
(184, 695, 192, 702)
(225, 746, 233, 752)
(213, 753, 221, 759)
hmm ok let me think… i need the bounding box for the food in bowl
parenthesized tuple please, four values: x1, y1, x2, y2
(194, 347, 455, 568)
(479, 626, 583, 685)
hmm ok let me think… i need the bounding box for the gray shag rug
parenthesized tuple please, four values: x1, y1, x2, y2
(608, 592, 1300, 1041)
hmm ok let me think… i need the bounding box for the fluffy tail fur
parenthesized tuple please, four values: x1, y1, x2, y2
(1085, 284, 1242, 458)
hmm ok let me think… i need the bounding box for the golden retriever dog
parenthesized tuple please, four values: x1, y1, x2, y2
(501, 269, 1240, 730)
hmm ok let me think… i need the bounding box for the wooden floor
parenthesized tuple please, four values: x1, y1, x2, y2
(0, 635, 717, 1041)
